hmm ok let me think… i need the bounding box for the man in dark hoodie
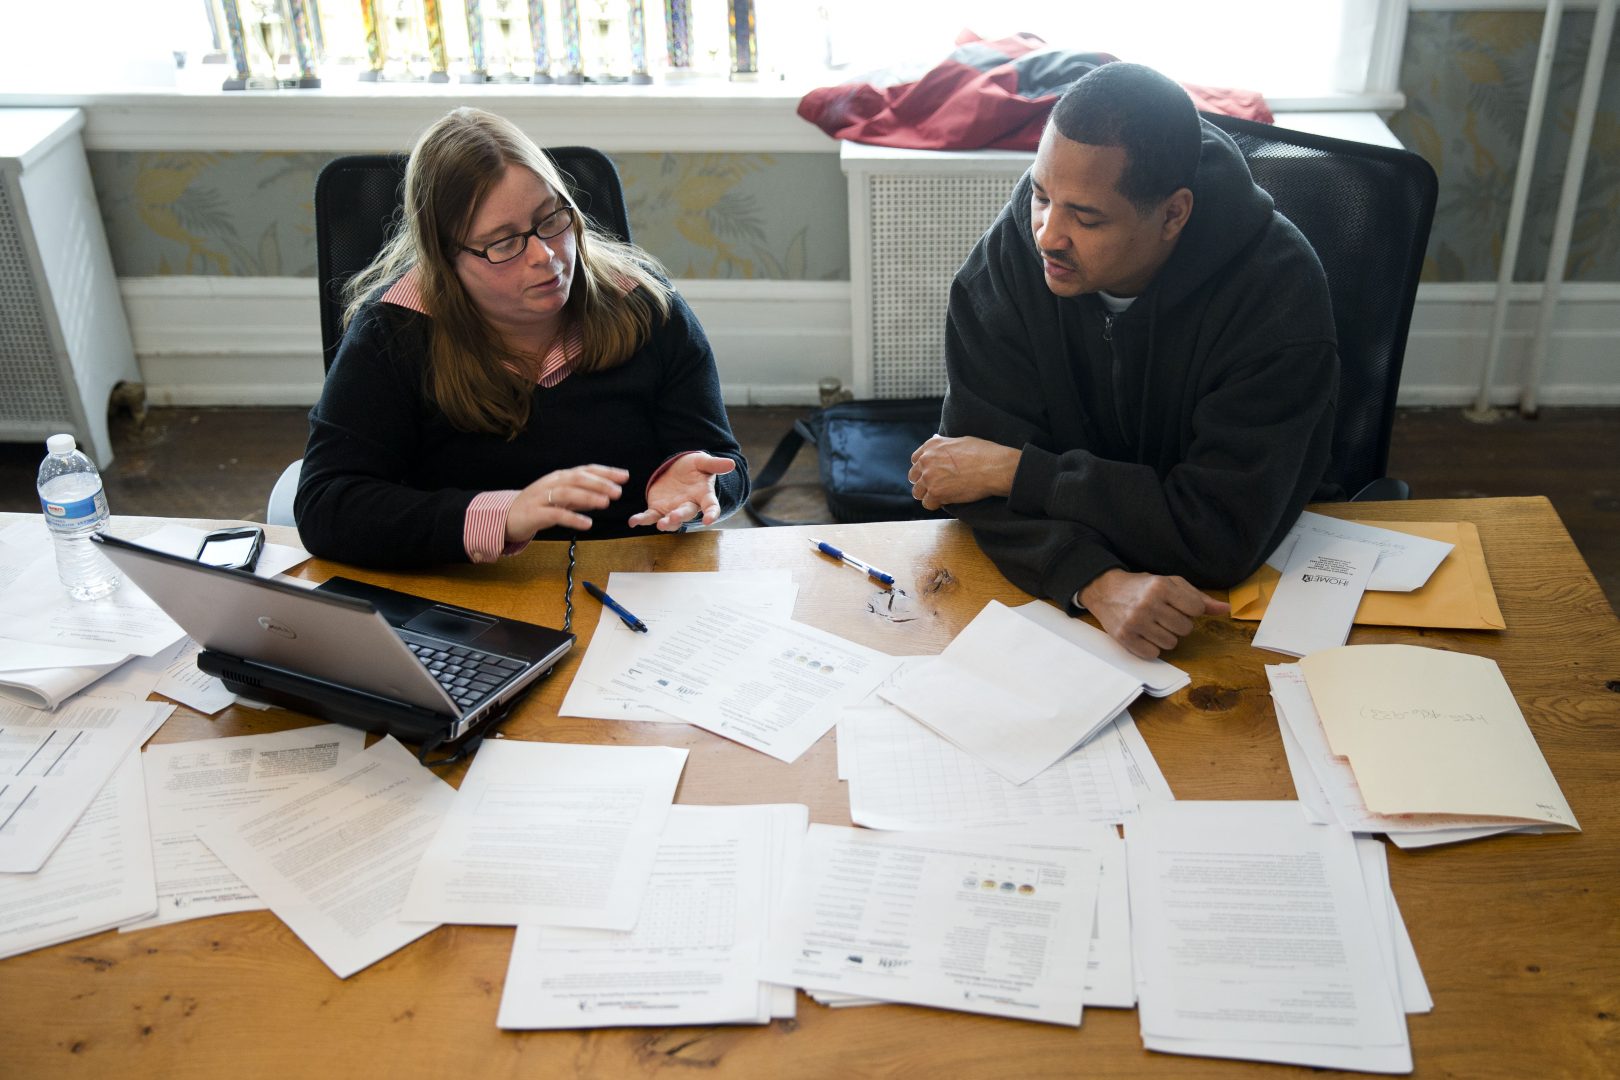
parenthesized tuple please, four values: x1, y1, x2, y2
(908, 62, 1337, 659)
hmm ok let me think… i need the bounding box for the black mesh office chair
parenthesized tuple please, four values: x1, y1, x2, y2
(313, 148, 632, 372)
(1206, 114, 1437, 501)
(267, 147, 631, 523)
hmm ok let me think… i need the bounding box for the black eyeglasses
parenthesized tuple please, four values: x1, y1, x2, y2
(461, 206, 575, 264)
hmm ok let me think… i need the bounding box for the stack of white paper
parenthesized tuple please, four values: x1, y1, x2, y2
(497, 803, 807, 1029)
(0, 642, 129, 712)
(0, 697, 174, 872)
(766, 824, 1108, 1026)
(0, 522, 309, 710)
(879, 601, 1145, 784)
(1355, 838, 1433, 1016)
(0, 753, 157, 960)
(401, 740, 688, 929)
(1128, 801, 1414, 1072)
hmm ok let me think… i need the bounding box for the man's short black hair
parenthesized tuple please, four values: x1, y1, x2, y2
(1050, 62, 1202, 214)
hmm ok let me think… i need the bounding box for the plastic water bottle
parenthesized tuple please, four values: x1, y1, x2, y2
(37, 434, 121, 601)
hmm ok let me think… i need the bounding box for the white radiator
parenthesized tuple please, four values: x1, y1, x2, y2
(0, 109, 139, 466)
(842, 142, 1032, 399)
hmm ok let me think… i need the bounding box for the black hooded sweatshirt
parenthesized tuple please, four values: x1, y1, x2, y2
(940, 118, 1338, 605)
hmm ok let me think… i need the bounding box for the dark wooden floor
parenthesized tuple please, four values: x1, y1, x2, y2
(2, 404, 1614, 615)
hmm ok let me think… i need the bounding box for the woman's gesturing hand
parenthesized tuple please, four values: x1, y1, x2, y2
(628, 452, 736, 532)
(506, 464, 630, 541)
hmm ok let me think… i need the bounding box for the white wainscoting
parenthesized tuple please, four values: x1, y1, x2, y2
(1402, 283, 1620, 406)
(119, 276, 1620, 408)
(118, 276, 854, 408)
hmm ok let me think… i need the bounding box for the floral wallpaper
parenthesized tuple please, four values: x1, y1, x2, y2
(91, 151, 324, 277)
(1389, 10, 1620, 282)
(617, 153, 846, 280)
(84, 11, 1620, 284)
(87, 149, 848, 281)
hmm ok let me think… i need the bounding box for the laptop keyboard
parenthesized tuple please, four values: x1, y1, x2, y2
(402, 638, 525, 711)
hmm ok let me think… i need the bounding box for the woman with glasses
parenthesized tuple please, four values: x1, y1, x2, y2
(296, 107, 748, 568)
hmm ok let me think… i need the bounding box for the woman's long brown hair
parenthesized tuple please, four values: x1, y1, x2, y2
(343, 107, 672, 438)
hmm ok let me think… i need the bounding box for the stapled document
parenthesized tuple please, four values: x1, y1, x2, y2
(767, 824, 1107, 1025)
(1129, 801, 1413, 1072)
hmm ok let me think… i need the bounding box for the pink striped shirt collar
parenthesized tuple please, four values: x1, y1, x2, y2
(379, 266, 579, 388)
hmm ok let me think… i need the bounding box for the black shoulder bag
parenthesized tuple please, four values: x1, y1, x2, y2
(745, 398, 948, 526)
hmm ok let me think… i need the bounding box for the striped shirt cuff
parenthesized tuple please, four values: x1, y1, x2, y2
(464, 490, 528, 563)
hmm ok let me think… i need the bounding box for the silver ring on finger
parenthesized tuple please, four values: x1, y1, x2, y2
(547, 488, 555, 506)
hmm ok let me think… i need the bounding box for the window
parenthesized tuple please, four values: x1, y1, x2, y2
(1, 0, 1400, 101)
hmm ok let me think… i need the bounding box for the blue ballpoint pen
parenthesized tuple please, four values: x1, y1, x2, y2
(583, 581, 649, 632)
(808, 538, 896, 587)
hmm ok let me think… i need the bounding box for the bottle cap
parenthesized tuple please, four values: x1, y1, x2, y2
(46, 433, 76, 455)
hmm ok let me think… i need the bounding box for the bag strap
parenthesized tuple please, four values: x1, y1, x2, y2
(744, 416, 832, 527)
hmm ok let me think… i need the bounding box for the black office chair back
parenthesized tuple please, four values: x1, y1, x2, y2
(313, 148, 632, 372)
(1206, 114, 1437, 500)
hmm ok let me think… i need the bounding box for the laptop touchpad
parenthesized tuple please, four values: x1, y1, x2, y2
(404, 606, 497, 643)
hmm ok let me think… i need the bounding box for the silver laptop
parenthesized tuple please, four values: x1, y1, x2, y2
(94, 533, 573, 757)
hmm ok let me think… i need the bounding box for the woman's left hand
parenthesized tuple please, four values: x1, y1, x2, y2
(629, 452, 737, 531)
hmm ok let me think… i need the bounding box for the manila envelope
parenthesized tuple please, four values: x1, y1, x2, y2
(1228, 520, 1505, 630)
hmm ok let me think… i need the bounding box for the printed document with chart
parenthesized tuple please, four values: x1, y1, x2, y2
(560, 571, 799, 723)
(585, 601, 901, 763)
(766, 824, 1106, 1025)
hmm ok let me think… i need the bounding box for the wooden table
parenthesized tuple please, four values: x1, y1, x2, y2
(3, 498, 1617, 1078)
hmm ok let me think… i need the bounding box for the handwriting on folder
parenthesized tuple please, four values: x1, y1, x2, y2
(1299, 644, 1577, 828)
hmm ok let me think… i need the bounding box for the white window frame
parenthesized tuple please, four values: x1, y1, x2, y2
(0, 2, 1413, 153)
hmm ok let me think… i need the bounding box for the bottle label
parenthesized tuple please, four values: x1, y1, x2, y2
(40, 489, 107, 527)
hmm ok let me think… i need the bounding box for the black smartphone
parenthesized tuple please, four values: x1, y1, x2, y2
(196, 525, 265, 572)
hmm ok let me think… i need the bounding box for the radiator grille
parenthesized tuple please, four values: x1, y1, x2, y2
(0, 180, 69, 424)
(865, 173, 1014, 398)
